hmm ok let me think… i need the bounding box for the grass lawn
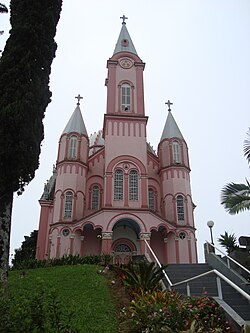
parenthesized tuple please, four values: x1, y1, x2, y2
(8, 265, 118, 333)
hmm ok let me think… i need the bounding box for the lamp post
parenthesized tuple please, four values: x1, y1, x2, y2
(207, 220, 214, 245)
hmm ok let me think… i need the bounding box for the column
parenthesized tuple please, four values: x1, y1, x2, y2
(101, 232, 113, 254)
(56, 235, 61, 258)
(80, 236, 84, 257)
(139, 232, 151, 256)
(124, 173, 129, 207)
(175, 236, 180, 263)
(69, 234, 75, 255)
(163, 237, 168, 263)
(105, 173, 112, 207)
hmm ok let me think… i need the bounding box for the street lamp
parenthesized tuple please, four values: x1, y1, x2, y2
(207, 220, 214, 245)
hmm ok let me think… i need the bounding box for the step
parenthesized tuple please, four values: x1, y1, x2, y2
(164, 263, 250, 322)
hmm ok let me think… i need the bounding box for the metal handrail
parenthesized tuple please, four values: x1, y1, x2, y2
(143, 239, 250, 303)
(205, 241, 250, 276)
(144, 239, 173, 286)
(172, 268, 250, 301)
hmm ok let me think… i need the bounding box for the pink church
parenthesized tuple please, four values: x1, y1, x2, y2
(36, 18, 198, 264)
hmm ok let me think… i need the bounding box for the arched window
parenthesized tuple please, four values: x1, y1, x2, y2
(129, 170, 138, 201)
(172, 141, 181, 163)
(114, 170, 123, 200)
(176, 195, 185, 222)
(68, 136, 78, 159)
(148, 188, 155, 210)
(91, 185, 100, 210)
(121, 83, 131, 112)
(64, 191, 73, 218)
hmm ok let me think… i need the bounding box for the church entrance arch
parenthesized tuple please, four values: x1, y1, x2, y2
(112, 218, 140, 264)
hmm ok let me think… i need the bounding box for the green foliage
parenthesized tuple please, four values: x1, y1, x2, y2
(0, 0, 62, 200)
(221, 181, 250, 215)
(217, 231, 239, 254)
(244, 128, 250, 164)
(6, 265, 118, 333)
(11, 253, 112, 270)
(221, 129, 250, 215)
(115, 261, 166, 292)
(121, 290, 233, 333)
(0, 3, 7, 14)
(11, 229, 38, 267)
(0, 283, 78, 332)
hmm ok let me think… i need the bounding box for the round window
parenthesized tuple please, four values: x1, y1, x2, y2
(62, 229, 70, 237)
(179, 232, 186, 240)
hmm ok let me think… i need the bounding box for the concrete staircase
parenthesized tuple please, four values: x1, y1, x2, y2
(164, 263, 250, 330)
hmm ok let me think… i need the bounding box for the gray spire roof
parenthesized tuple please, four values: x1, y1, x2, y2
(114, 22, 137, 55)
(160, 111, 184, 141)
(62, 105, 88, 136)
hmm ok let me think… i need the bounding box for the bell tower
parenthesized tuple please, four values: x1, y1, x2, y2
(103, 17, 149, 209)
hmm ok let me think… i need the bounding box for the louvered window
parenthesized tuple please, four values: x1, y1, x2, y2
(129, 170, 138, 200)
(69, 136, 78, 159)
(173, 141, 181, 163)
(114, 170, 123, 200)
(176, 195, 185, 221)
(121, 83, 131, 111)
(148, 189, 155, 210)
(91, 186, 100, 209)
(64, 191, 73, 218)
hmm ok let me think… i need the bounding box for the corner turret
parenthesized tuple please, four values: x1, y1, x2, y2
(158, 101, 195, 230)
(158, 102, 189, 169)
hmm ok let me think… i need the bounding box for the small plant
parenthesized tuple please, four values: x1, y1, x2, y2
(115, 261, 166, 292)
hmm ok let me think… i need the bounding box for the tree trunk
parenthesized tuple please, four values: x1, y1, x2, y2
(0, 193, 13, 296)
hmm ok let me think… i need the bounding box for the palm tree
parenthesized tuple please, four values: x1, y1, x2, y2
(218, 231, 239, 254)
(0, 3, 8, 37)
(221, 129, 250, 214)
(115, 261, 167, 292)
(0, 3, 7, 13)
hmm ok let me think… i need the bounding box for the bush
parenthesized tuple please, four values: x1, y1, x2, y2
(121, 290, 233, 333)
(11, 253, 112, 270)
(114, 261, 166, 293)
(0, 283, 78, 333)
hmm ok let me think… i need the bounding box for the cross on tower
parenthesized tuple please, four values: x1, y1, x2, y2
(165, 100, 173, 112)
(75, 94, 83, 106)
(120, 15, 128, 24)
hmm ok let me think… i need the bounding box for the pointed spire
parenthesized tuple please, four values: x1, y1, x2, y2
(113, 16, 137, 55)
(62, 96, 88, 136)
(160, 103, 184, 141)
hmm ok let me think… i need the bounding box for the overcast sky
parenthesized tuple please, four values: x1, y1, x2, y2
(1, 0, 249, 262)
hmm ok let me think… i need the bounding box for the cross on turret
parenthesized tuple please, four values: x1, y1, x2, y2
(165, 100, 173, 112)
(120, 15, 128, 24)
(75, 94, 83, 106)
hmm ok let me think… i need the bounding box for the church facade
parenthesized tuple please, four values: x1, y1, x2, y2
(36, 19, 198, 264)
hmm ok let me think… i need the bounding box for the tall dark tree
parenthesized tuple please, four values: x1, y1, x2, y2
(221, 129, 250, 214)
(11, 230, 38, 269)
(0, 0, 62, 294)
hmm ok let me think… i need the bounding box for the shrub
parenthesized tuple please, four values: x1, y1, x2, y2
(183, 293, 232, 332)
(121, 290, 233, 333)
(114, 261, 166, 293)
(11, 253, 112, 270)
(0, 284, 78, 333)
